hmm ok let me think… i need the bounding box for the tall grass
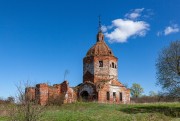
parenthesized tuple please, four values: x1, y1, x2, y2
(1, 102, 179, 121)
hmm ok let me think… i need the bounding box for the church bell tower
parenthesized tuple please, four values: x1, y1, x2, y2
(83, 18, 118, 84)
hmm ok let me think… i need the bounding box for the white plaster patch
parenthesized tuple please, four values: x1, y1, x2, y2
(83, 63, 94, 75)
(109, 61, 118, 78)
(110, 85, 120, 93)
(68, 88, 74, 93)
(79, 84, 94, 95)
(65, 93, 68, 99)
(94, 60, 109, 75)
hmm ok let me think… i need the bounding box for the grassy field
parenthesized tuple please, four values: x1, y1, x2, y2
(0, 102, 180, 121)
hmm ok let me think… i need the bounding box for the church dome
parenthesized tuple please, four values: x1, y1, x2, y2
(86, 32, 114, 57)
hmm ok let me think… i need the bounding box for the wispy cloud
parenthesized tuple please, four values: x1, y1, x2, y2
(103, 8, 150, 43)
(157, 24, 179, 36)
(125, 8, 144, 20)
(157, 31, 162, 36)
(164, 25, 179, 35)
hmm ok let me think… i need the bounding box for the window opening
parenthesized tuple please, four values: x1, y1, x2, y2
(113, 92, 116, 98)
(120, 92, 122, 101)
(99, 61, 103, 67)
(107, 92, 110, 100)
(112, 62, 114, 68)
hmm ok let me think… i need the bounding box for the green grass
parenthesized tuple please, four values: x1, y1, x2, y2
(1, 102, 180, 121)
(41, 102, 180, 121)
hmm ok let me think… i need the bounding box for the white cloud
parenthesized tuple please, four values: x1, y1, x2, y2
(103, 8, 150, 43)
(125, 8, 144, 20)
(164, 25, 179, 35)
(134, 8, 145, 13)
(104, 19, 149, 43)
(157, 24, 179, 36)
(101, 25, 108, 32)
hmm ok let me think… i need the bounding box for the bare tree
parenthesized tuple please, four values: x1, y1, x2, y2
(9, 81, 45, 121)
(63, 69, 69, 81)
(156, 40, 180, 98)
(123, 83, 129, 88)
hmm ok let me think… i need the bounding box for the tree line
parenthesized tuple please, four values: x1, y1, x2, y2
(130, 40, 180, 101)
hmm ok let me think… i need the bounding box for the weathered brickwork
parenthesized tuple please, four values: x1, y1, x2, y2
(25, 81, 76, 105)
(35, 83, 49, 105)
(79, 30, 130, 104)
(25, 27, 130, 105)
(25, 87, 35, 101)
(83, 56, 118, 83)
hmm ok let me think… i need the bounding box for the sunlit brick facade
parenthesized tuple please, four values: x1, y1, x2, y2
(78, 29, 130, 104)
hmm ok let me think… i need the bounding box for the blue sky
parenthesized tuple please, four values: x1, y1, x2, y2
(0, 0, 180, 98)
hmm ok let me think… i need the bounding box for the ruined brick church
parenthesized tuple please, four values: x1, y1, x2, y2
(26, 23, 130, 105)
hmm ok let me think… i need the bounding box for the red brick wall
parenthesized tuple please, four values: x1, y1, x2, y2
(83, 56, 118, 84)
(83, 71, 94, 83)
(36, 83, 48, 105)
(61, 81, 68, 93)
(25, 81, 76, 105)
(94, 56, 118, 83)
(83, 57, 94, 83)
(97, 81, 130, 104)
(25, 87, 35, 101)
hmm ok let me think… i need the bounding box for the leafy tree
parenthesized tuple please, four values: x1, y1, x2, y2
(130, 83, 144, 98)
(149, 91, 158, 97)
(123, 83, 129, 88)
(156, 40, 180, 98)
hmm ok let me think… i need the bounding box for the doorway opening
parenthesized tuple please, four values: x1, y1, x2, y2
(80, 91, 89, 101)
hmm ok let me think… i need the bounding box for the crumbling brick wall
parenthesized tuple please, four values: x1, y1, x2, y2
(25, 87, 35, 101)
(25, 80, 76, 105)
(36, 83, 48, 105)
